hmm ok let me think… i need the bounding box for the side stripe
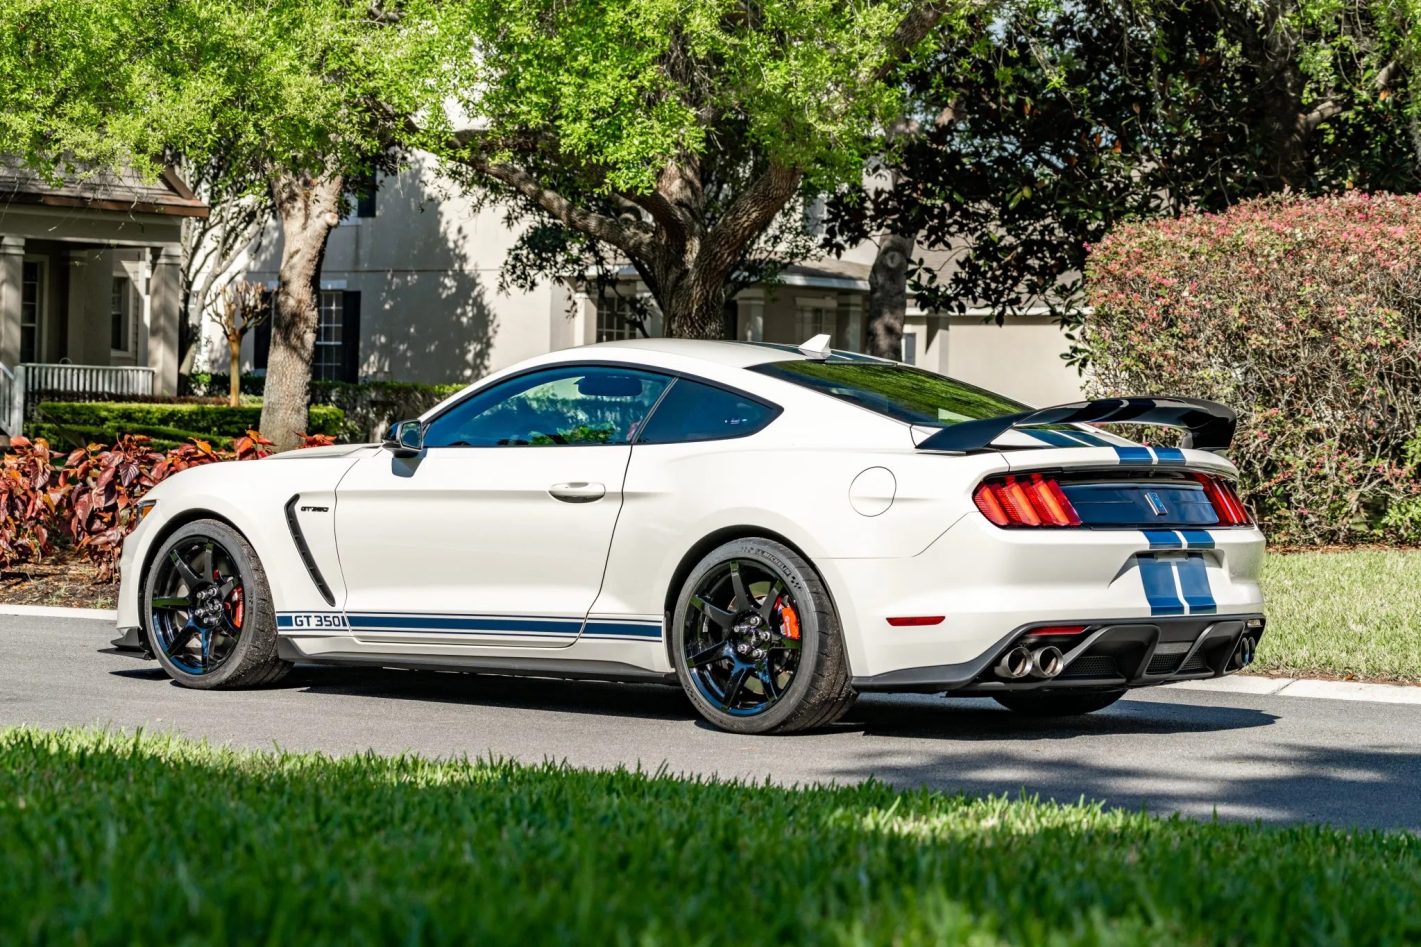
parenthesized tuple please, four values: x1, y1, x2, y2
(1138, 557, 1186, 616)
(1152, 446, 1187, 464)
(278, 612, 663, 640)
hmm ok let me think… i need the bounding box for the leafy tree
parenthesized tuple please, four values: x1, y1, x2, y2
(0, 0, 445, 449)
(826, 0, 1421, 360)
(433, 0, 965, 339)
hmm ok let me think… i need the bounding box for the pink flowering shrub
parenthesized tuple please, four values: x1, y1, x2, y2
(1083, 193, 1421, 545)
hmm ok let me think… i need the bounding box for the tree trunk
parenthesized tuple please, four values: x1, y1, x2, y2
(227, 335, 242, 408)
(865, 230, 915, 360)
(659, 274, 730, 340)
(259, 170, 343, 451)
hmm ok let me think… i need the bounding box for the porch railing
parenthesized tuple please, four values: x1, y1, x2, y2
(0, 362, 157, 438)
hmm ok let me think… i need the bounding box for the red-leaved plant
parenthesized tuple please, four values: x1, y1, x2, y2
(0, 437, 61, 569)
(58, 436, 168, 580)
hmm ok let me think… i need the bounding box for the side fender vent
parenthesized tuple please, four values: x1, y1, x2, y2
(284, 496, 336, 607)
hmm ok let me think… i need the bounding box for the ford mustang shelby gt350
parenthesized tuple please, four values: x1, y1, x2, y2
(112, 337, 1265, 734)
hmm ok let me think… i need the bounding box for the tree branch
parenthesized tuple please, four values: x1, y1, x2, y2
(699, 163, 803, 287)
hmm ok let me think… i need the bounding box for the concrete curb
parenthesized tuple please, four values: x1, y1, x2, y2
(0, 603, 117, 621)
(1166, 675, 1421, 705)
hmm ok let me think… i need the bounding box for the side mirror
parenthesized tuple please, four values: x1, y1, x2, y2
(382, 419, 425, 457)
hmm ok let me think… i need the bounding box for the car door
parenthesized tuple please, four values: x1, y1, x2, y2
(333, 364, 672, 647)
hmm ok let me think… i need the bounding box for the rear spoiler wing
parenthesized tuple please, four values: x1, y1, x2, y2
(916, 396, 1238, 454)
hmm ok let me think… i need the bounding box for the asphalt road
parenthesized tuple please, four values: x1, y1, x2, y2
(4, 614, 1419, 831)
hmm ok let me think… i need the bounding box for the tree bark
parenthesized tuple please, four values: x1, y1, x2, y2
(866, 230, 915, 360)
(227, 335, 242, 408)
(259, 170, 343, 451)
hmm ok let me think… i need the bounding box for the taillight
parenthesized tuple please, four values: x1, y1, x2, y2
(1193, 473, 1252, 526)
(973, 473, 1082, 528)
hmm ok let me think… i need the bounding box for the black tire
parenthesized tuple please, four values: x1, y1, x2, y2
(993, 689, 1127, 716)
(672, 538, 854, 735)
(144, 519, 290, 689)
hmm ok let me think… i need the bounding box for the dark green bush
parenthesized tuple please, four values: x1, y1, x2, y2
(309, 379, 466, 442)
(33, 401, 343, 451)
(1083, 193, 1421, 545)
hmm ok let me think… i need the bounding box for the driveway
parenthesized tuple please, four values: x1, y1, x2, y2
(3, 614, 1418, 830)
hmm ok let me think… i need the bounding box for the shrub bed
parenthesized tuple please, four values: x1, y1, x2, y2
(33, 401, 344, 451)
(310, 379, 465, 442)
(0, 432, 334, 580)
(1083, 193, 1421, 545)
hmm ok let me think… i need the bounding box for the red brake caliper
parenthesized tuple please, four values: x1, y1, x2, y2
(776, 597, 801, 640)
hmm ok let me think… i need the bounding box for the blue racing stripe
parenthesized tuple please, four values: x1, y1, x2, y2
(1153, 446, 1187, 464)
(1142, 529, 1184, 550)
(347, 614, 580, 635)
(1178, 529, 1216, 549)
(1176, 554, 1218, 614)
(1064, 428, 1111, 446)
(584, 621, 662, 639)
(1138, 556, 1186, 616)
(1113, 446, 1154, 464)
(1029, 428, 1078, 447)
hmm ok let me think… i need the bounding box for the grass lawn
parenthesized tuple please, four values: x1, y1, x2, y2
(1257, 549, 1421, 683)
(4, 727, 1421, 945)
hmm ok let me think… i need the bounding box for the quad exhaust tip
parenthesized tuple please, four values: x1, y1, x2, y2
(1232, 634, 1257, 670)
(995, 646, 1033, 680)
(996, 644, 1065, 681)
(1030, 646, 1064, 679)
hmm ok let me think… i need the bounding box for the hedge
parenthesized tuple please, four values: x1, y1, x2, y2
(33, 402, 344, 451)
(1082, 192, 1421, 545)
(182, 374, 466, 442)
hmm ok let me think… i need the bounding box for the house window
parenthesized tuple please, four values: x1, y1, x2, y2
(902, 331, 917, 366)
(252, 290, 360, 382)
(595, 293, 641, 342)
(344, 173, 377, 222)
(313, 291, 345, 381)
(20, 259, 42, 363)
(795, 302, 835, 342)
(110, 277, 133, 353)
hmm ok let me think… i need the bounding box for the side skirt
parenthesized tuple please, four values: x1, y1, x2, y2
(292, 650, 677, 685)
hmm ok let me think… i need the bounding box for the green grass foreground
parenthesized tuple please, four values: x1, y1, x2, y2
(1257, 549, 1421, 682)
(3, 728, 1420, 945)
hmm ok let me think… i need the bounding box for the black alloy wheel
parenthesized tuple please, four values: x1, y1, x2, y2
(673, 538, 854, 735)
(145, 519, 289, 688)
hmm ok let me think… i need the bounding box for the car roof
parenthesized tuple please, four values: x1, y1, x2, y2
(575, 337, 893, 369)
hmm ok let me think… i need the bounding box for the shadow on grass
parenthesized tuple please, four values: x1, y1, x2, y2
(101, 662, 1420, 834)
(2, 726, 1419, 946)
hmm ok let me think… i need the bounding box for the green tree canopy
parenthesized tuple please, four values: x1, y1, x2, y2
(432, 0, 967, 338)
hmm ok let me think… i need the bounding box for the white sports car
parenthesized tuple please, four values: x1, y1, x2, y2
(113, 337, 1265, 734)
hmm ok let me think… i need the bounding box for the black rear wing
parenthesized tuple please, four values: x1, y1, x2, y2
(916, 396, 1237, 454)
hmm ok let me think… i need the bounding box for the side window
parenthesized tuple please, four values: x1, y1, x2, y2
(637, 379, 778, 444)
(424, 366, 671, 448)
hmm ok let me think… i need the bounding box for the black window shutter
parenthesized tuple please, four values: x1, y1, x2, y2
(254, 290, 273, 370)
(341, 291, 361, 382)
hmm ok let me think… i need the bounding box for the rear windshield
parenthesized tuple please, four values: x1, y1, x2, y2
(750, 360, 1028, 425)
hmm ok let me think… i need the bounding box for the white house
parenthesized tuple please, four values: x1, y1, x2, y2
(223, 152, 1086, 407)
(0, 163, 205, 437)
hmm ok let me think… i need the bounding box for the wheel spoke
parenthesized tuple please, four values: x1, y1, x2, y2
(198, 629, 212, 669)
(165, 624, 197, 657)
(728, 562, 750, 611)
(758, 666, 779, 701)
(759, 580, 783, 623)
(199, 542, 215, 581)
(151, 595, 191, 610)
(217, 576, 239, 598)
(687, 640, 729, 668)
(721, 665, 750, 709)
(169, 549, 201, 588)
(690, 595, 735, 629)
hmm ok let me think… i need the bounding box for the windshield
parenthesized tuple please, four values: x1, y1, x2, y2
(750, 359, 1029, 426)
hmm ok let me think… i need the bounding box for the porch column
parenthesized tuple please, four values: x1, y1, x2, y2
(736, 289, 764, 341)
(0, 236, 24, 367)
(148, 246, 181, 396)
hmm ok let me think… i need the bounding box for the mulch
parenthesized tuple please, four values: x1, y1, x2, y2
(0, 546, 116, 609)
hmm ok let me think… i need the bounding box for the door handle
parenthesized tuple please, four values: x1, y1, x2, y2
(549, 482, 606, 503)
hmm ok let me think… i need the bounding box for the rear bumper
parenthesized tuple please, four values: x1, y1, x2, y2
(852, 613, 1264, 693)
